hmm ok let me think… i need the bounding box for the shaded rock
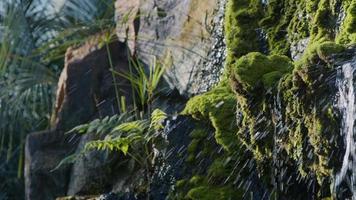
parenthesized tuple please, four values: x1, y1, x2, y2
(67, 133, 140, 196)
(25, 130, 75, 200)
(25, 35, 134, 200)
(53, 34, 133, 130)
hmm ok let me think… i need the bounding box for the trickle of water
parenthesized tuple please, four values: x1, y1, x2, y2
(335, 60, 356, 198)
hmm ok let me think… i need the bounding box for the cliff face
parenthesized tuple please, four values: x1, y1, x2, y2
(25, 0, 356, 199)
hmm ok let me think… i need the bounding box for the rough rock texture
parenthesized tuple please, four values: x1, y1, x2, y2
(25, 0, 356, 199)
(290, 38, 310, 61)
(115, 0, 140, 55)
(25, 35, 133, 200)
(53, 35, 133, 130)
(115, 0, 227, 96)
(67, 132, 141, 196)
(25, 130, 74, 200)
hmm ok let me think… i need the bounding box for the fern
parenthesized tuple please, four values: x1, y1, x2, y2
(150, 109, 167, 131)
(67, 112, 133, 135)
(112, 120, 148, 134)
(85, 137, 141, 156)
(56, 104, 169, 198)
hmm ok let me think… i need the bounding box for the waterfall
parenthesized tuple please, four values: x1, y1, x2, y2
(335, 59, 356, 198)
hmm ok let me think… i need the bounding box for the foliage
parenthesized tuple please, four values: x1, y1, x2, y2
(112, 55, 170, 117)
(57, 109, 168, 198)
(0, 0, 116, 198)
(66, 112, 134, 136)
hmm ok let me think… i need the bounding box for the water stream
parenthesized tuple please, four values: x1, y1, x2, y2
(335, 59, 356, 198)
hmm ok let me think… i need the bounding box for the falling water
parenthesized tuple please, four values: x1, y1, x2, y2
(335, 59, 356, 198)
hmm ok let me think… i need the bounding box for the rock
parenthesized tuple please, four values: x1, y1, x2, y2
(115, 0, 227, 96)
(25, 35, 134, 200)
(149, 115, 197, 199)
(25, 130, 75, 200)
(115, 0, 140, 54)
(67, 133, 139, 196)
(52, 34, 133, 130)
(290, 38, 310, 61)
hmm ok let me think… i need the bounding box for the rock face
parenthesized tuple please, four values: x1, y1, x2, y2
(115, 0, 227, 96)
(25, 35, 133, 200)
(25, 0, 356, 199)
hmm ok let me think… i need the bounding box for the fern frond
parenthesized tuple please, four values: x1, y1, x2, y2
(150, 109, 167, 131)
(84, 136, 142, 156)
(51, 152, 82, 172)
(66, 112, 133, 135)
(111, 120, 148, 134)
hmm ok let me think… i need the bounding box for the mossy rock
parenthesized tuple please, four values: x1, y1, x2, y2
(186, 186, 242, 200)
(337, 1, 356, 44)
(182, 83, 237, 151)
(231, 52, 293, 92)
(296, 41, 346, 69)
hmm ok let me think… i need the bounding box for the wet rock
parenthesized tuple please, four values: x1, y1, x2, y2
(149, 115, 197, 199)
(290, 38, 310, 61)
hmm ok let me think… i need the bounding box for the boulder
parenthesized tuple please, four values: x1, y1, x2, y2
(25, 35, 133, 200)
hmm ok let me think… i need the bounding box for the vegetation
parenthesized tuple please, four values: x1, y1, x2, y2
(0, 0, 116, 198)
(180, 0, 356, 198)
(1, 0, 356, 199)
(57, 109, 168, 199)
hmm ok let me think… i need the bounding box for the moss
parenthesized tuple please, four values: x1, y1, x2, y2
(189, 129, 208, 139)
(276, 60, 339, 186)
(186, 186, 242, 200)
(175, 0, 352, 198)
(176, 179, 188, 189)
(225, 0, 264, 65)
(189, 176, 205, 186)
(260, 0, 298, 56)
(262, 71, 284, 88)
(316, 41, 346, 61)
(295, 41, 346, 72)
(337, 1, 356, 44)
(207, 158, 230, 179)
(231, 52, 293, 91)
(187, 139, 200, 154)
(182, 82, 237, 151)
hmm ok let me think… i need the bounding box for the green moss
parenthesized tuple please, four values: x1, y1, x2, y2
(337, 1, 356, 44)
(182, 83, 237, 151)
(186, 186, 241, 200)
(187, 139, 200, 154)
(189, 176, 205, 186)
(176, 179, 188, 189)
(277, 62, 339, 186)
(260, 0, 298, 55)
(295, 41, 345, 69)
(225, 0, 264, 65)
(262, 71, 284, 88)
(174, 0, 352, 198)
(207, 158, 230, 179)
(231, 52, 293, 91)
(189, 129, 208, 139)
